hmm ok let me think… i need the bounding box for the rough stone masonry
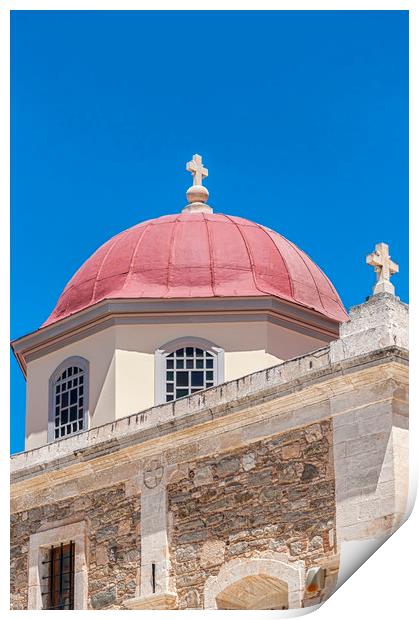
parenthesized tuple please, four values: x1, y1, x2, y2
(168, 421, 336, 609)
(11, 484, 140, 610)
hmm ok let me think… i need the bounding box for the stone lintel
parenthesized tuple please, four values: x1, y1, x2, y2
(124, 592, 178, 610)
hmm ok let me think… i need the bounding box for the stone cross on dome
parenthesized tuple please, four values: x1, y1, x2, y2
(187, 153, 208, 186)
(366, 242, 399, 296)
(183, 153, 213, 214)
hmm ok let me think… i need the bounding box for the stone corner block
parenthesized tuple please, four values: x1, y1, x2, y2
(330, 293, 408, 363)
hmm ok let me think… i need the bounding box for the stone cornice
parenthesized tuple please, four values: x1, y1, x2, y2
(10, 345, 408, 496)
(11, 296, 341, 376)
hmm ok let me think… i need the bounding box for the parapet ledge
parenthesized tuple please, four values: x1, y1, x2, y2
(10, 341, 408, 485)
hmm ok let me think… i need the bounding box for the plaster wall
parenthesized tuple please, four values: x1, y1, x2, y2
(25, 319, 328, 443)
(114, 320, 327, 419)
(266, 321, 326, 360)
(114, 321, 286, 419)
(25, 329, 117, 451)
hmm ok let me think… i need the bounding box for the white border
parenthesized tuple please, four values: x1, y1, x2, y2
(3, 3, 415, 619)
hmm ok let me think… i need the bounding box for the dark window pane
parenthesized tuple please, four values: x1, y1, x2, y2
(206, 382, 214, 389)
(176, 348, 184, 357)
(176, 389, 189, 398)
(167, 359, 174, 369)
(191, 371, 204, 386)
(79, 375, 84, 385)
(72, 423, 77, 432)
(79, 397, 83, 407)
(207, 358, 214, 368)
(195, 348, 204, 356)
(78, 420, 83, 430)
(74, 377, 78, 386)
(70, 406, 77, 421)
(78, 409, 84, 419)
(61, 411, 68, 424)
(206, 371, 214, 381)
(166, 394, 174, 401)
(196, 359, 204, 368)
(47, 542, 76, 609)
(186, 359, 193, 369)
(167, 352, 174, 358)
(166, 371, 174, 381)
(79, 385, 84, 395)
(55, 429, 59, 438)
(166, 383, 174, 393)
(60, 428, 65, 437)
(55, 406, 60, 416)
(62, 370, 67, 379)
(177, 371, 189, 386)
(176, 359, 184, 369)
(56, 384, 61, 394)
(186, 347, 194, 356)
(68, 367, 73, 377)
(205, 350, 214, 357)
(191, 388, 201, 394)
(55, 395, 60, 405)
(70, 389, 77, 405)
(67, 424, 71, 434)
(61, 392, 68, 407)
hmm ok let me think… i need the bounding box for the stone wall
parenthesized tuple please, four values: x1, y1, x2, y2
(10, 482, 140, 610)
(168, 420, 337, 609)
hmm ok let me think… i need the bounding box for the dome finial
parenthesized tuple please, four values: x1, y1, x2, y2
(183, 153, 213, 213)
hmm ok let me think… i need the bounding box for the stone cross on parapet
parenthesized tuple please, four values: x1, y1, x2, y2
(186, 153, 208, 186)
(366, 242, 399, 296)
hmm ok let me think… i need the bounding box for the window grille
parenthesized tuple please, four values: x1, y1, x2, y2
(54, 366, 86, 439)
(42, 541, 75, 610)
(165, 347, 215, 402)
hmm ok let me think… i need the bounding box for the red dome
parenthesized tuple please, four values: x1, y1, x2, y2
(44, 213, 348, 326)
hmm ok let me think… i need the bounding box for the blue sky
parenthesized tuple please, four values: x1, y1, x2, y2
(10, 10, 408, 454)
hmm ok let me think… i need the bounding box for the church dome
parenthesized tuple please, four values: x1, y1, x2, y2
(44, 212, 348, 327)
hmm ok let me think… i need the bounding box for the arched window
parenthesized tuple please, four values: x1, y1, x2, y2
(49, 357, 89, 442)
(155, 338, 224, 405)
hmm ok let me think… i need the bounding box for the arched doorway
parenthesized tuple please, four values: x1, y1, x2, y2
(204, 553, 304, 609)
(216, 574, 288, 610)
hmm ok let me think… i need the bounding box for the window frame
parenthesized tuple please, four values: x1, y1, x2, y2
(48, 356, 89, 443)
(155, 337, 225, 405)
(44, 541, 75, 610)
(28, 521, 88, 610)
